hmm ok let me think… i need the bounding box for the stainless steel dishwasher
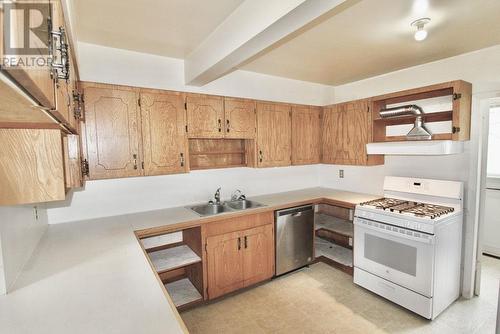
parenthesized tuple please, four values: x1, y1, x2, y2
(275, 205, 314, 276)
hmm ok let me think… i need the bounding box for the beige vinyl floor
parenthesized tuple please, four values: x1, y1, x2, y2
(181, 256, 499, 334)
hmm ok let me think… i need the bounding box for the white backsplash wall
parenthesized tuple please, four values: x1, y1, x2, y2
(47, 165, 320, 224)
(319, 164, 385, 196)
(0, 205, 48, 294)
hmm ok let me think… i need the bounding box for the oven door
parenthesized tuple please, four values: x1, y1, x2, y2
(353, 217, 435, 297)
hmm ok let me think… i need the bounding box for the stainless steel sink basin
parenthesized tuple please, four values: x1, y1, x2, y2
(188, 199, 265, 216)
(225, 200, 264, 211)
(189, 204, 232, 216)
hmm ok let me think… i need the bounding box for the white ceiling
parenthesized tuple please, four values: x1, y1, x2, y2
(73, 0, 244, 58)
(73, 0, 500, 86)
(242, 0, 500, 85)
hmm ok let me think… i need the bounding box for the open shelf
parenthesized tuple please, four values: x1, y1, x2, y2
(188, 138, 256, 170)
(371, 80, 472, 142)
(149, 245, 201, 273)
(315, 213, 353, 238)
(315, 236, 353, 267)
(165, 278, 203, 308)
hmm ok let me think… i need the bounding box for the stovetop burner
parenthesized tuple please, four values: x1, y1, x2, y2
(360, 197, 454, 219)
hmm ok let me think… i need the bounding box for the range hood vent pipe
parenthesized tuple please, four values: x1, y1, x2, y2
(379, 104, 432, 140)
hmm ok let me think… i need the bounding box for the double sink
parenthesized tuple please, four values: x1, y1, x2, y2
(189, 199, 265, 217)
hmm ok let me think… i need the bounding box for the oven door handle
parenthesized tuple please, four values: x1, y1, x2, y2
(354, 220, 435, 244)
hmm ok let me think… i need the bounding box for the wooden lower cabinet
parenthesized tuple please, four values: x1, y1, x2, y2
(205, 214, 274, 299)
(206, 230, 245, 299)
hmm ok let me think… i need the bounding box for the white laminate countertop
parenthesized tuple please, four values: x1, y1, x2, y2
(0, 187, 378, 334)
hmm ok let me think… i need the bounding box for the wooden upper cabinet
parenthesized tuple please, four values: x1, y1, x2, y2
(291, 105, 321, 165)
(140, 91, 188, 176)
(1, 1, 56, 109)
(206, 230, 245, 299)
(322, 99, 383, 166)
(0, 129, 65, 205)
(186, 95, 224, 138)
(224, 98, 256, 139)
(242, 224, 274, 287)
(83, 83, 143, 180)
(256, 102, 291, 167)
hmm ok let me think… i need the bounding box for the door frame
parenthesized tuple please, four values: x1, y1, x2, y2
(473, 95, 500, 296)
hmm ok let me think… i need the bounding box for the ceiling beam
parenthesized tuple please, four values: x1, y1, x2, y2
(184, 0, 347, 86)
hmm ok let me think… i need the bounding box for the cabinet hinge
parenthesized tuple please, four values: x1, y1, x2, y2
(452, 126, 460, 133)
(72, 91, 84, 119)
(453, 93, 462, 100)
(81, 159, 89, 177)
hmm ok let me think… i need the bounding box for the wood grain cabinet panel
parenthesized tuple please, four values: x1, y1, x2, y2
(256, 102, 291, 167)
(206, 231, 244, 299)
(322, 99, 383, 166)
(83, 84, 143, 179)
(186, 95, 224, 138)
(242, 224, 274, 287)
(224, 98, 256, 139)
(0, 129, 65, 205)
(291, 105, 321, 165)
(62, 134, 83, 189)
(140, 91, 187, 176)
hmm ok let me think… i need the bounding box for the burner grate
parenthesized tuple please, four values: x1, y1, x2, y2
(360, 197, 455, 219)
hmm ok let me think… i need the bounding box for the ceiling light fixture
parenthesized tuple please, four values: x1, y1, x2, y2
(411, 17, 430, 41)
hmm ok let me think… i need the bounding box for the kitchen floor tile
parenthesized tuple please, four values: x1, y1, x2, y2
(181, 258, 499, 333)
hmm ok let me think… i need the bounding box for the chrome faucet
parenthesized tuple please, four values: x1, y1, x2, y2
(214, 187, 222, 204)
(231, 189, 246, 201)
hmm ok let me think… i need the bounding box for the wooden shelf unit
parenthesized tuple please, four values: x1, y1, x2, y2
(142, 226, 204, 310)
(371, 80, 472, 142)
(188, 138, 256, 170)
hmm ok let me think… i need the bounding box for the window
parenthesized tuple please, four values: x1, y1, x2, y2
(487, 106, 500, 177)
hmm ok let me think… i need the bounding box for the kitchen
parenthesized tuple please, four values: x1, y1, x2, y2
(0, 0, 499, 333)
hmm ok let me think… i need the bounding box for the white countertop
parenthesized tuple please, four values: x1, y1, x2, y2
(0, 187, 378, 334)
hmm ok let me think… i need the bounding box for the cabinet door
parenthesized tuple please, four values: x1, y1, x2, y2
(1, 1, 56, 109)
(322, 105, 345, 164)
(224, 98, 256, 139)
(186, 95, 224, 138)
(343, 100, 370, 164)
(0, 129, 65, 205)
(140, 91, 187, 176)
(83, 84, 143, 179)
(206, 231, 244, 299)
(291, 105, 321, 165)
(256, 102, 291, 167)
(242, 224, 274, 287)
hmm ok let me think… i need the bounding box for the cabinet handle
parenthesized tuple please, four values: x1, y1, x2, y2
(226, 119, 230, 132)
(244, 236, 248, 249)
(259, 150, 263, 163)
(218, 119, 222, 132)
(180, 153, 184, 167)
(238, 237, 241, 250)
(133, 154, 138, 169)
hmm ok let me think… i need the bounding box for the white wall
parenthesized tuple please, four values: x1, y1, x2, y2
(482, 188, 500, 257)
(77, 42, 334, 106)
(0, 205, 48, 294)
(321, 44, 500, 298)
(47, 165, 320, 224)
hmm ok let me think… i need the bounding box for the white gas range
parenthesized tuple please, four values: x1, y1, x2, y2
(353, 176, 463, 320)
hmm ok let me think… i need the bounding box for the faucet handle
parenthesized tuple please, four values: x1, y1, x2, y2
(231, 189, 245, 201)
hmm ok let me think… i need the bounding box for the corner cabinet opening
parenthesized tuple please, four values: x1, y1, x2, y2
(188, 138, 256, 170)
(140, 227, 204, 310)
